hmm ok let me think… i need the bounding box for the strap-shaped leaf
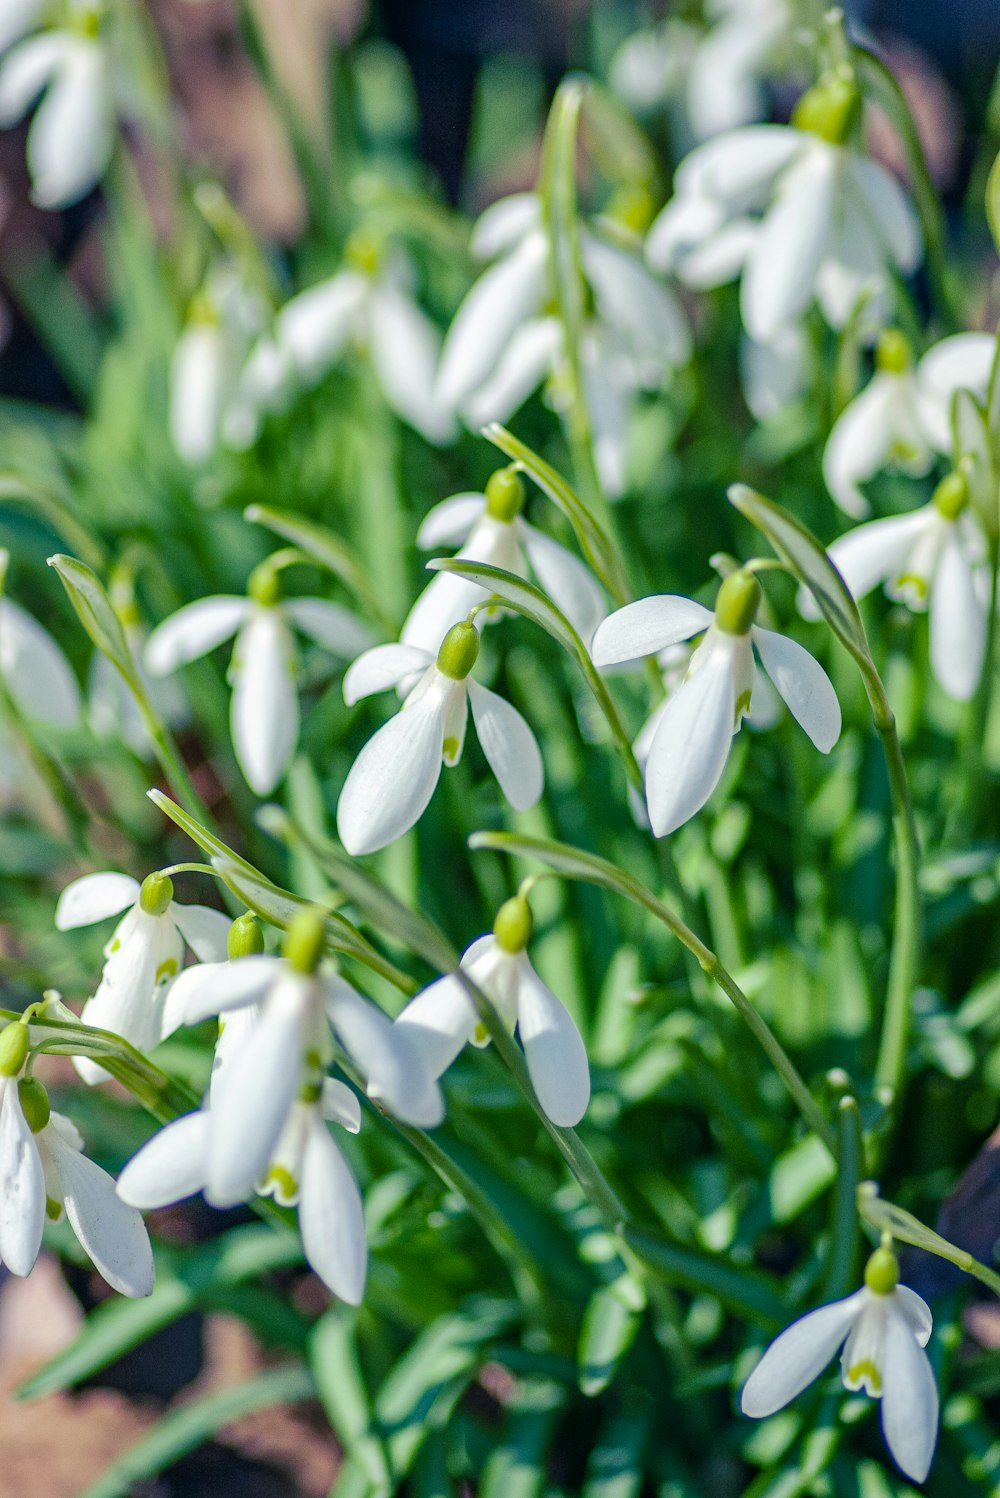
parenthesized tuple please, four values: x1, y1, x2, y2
(245, 503, 391, 631)
(577, 1274, 646, 1396)
(48, 553, 139, 687)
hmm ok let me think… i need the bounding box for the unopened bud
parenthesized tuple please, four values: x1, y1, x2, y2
(436, 621, 480, 680)
(0, 1023, 29, 1077)
(493, 896, 533, 953)
(139, 871, 174, 917)
(283, 907, 326, 975)
(18, 1078, 50, 1134)
(228, 912, 265, 959)
(485, 467, 525, 523)
(864, 1244, 900, 1296)
(714, 570, 762, 636)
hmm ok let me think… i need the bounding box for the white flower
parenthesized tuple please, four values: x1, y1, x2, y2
(0, 1052, 152, 1295)
(812, 475, 987, 701)
(647, 76, 921, 343)
(739, 325, 812, 423)
(741, 1249, 937, 1484)
(55, 870, 230, 1084)
(0, 1, 115, 208)
(394, 897, 590, 1127)
(169, 269, 269, 464)
(337, 622, 544, 856)
(0, 571, 81, 729)
(435, 193, 690, 497)
(824, 331, 997, 517)
(592, 571, 840, 836)
(144, 567, 373, 795)
(401, 468, 606, 652)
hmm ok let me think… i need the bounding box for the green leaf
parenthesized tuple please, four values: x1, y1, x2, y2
(577, 1275, 645, 1396)
(478, 1379, 565, 1498)
(47, 553, 138, 685)
(77, 1364, 316, 1498)
(581, 1405, 650, 1498)
(311, 1310, 392, 1496)
(244, 503, 392, 632)
(622, 1227, 786, 1328)
(0, 475, 105, 568)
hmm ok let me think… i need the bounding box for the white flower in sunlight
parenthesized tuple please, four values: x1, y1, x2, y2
(647, 73, 921, 343)
(593, 570, 840, 836)
(55, 870, 230, 1084)
(742, 1248, 937, 1484)
(435, 193, 690, 497)
(394, 896, 590, 1127)
(739, 325, 812, 423)
(401, 467, 606, 652)
(144, 566, 373, 795)
(0, 572, 81, 729)
(118, 1078, 366, 1305)
(823, 331, 997, 517)
(169, 269, 269, 465)
(0, 1, 114, 208)
(0, 1033, 152, 1295)
(337, 622, 544, 856)
(810, 472, 987, 701)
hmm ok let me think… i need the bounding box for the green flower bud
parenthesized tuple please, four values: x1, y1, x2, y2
(485, 467, 525, 523)
(714, 570, 762, 636)
(19, 1078, 50, 1134)
(248, 560, 281, 607)
(932, 470, 969, 521)
(344, 230, 381, 276)
(228, 912, 266, 959)
(139, 871, 174, 917)
(493, 896, 533, 953)
(874, 328, 912, 374)
(283, 907, 326, 975)
(792, 69, 860, 145)
(864, 1244, 900, 1296)
(436, 621, 480, 680)
(0, 1023, 29, 1077)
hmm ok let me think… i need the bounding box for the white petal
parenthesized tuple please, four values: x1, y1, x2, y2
(741, 147, 835, 341)
(646, 192, 726, 276)
(880, 1304, 938, 1483)
(461, 317, 561, 429)
(49, 1134, 154, 1296)
(644, 635, 740, 836)
(321, 1078, 361, 1134)
(325, 977, 444, 1128)
(0, 1083, 44, 1275)
(0, 598, 81, 727)
(918, 332, 996, 450)
(394, 974, 477, 1076)
(276, 271, 367, 382)
(169, 325, 231, 465)
(55, 872, 139, 930)
(580, 232, 691, 367)
(468, 680, 543, 811)
(145, 596, 248, 676)
(170, 902, 231, 963)
(675, 125, 803, 206)
(822, 510, 931, 605)
(929, 531, 986, 701)
(343, 644, 433, 705)
(677, 218, 758, 289)
(515, 956, 590, 1126)
(470, 193, 541, 258)
(415, 493, 488, 549)
(116, 1111, 210, 1208)
(581, 334, 632, 499)
(435, 235, 548, 411)
(894, 1285, 933, 1347)
(230, 609, 298, 795)
(0, 32, 63, 125)
(25, 41, 112, 208)
(740, 325, 811, 423)
(741, 1294, 864, 1417)
(299, 1114, 367, 1304)
(822, 376, 897, 518)
(752, 627, 841, 751)
(0, 0, 45, 55)
(284, 599, 373, 659)
(336, 684, 446, 855)
(400, 571, 493, 654)
(591, 596, 713, 667)
(848, 157, 921, 274)
(369, 284, 457, 444)
(176, 954, 283, 1025)
(520, 523, 607, 647)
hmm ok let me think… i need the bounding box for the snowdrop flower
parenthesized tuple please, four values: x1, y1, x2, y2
(169, 269, 269, 464)
(402, 467, 606, 652)
(145, 558, 373, 795)
(0, 1, 115, 208)
(55, 869, 230, 1084)
(0, 557, 81, 728)
(647, 69, 921, 343)
(593, 570, 841, 836)
(394, 895, 590, 1127)
(0, 1022, 153, 1295)
(740, 325, 813, 424)
(813, 470, 987, 701)
(337, 620, 544, 855)
(823, 330, 997, 517)
(435, 193, 690, 497)
(153, 908, 444, 1209)
(741, 1245, 937, 1483)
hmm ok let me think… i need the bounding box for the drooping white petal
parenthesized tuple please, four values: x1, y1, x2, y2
(0, 32, 64, 125)
(174, 954, 283, 1025)
(822, 375, 898, 518)
(675, 125, 803, 207)
(880, 1304, 938, 1483)
(848, 157, 921, 275)
(336, 681, 447, 855)
(752, 627, 841, 752)
(646, 192, 727, 277)
(299, 1113, 367, 1304)
(677, 218, 758, 289)
(687, 8, 782, 139)
(468, 680, 543, 811)
(580, 232, 691, 368)
(145, 596, 249, 676)
(515, 956, 590, 1127)
(116, 1110, 210, 1208)
(229, 608, 298, 795)
(461, 317, 562, 429)
(435, 234, 548, 411)
(0, 1081, 45, 1277)
(325, 977, 445, 1127)
(822, 510, 931, 607)
(929, 530, 986, 701)
(740, 325, 811, 423)
(284, 599, 373, 659)
(343, 645, 433, 705)
(276, 271, 367, 382)
(741, 1294, 864, 1417)
(55, 872, 139, 930)
(369, 283, 457, 444)
(26, 40, 112, 208)
(893, 1285, 933, 1347)
(48, 1132, 154, 1296)
(0, 599, 82, 728)
(591, 596, 713, 667)
(644, 634, 741, 837)
(470, 193, 541, 259)
(393, 974, 477, 1076)
(917, 332, 996, 451)
(814, 190, 889, 334)
(0, 0, 45, 55)
(401, 571, 494, 654)
(169, 325, 230, 465)
(169, 902, 231, 964)
(520, 522, 607, 647)
(415, 493, 488, 549)
(741, 146, 835, 341)
(580, 331, 632, 499)
(321, 1078, 361, 1134)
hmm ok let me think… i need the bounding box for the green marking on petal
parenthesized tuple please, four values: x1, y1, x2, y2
(735, 688, 753, 724)
(895, 572, 929, 602)
(156, 958, 179, 985)
(299, 1081, 322, 1104)
(262, 1165, 298, 1202)
(443, 736, 459, 761)
(846, 1359, 882, 1395)
(46, 1197, 63, 1222)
